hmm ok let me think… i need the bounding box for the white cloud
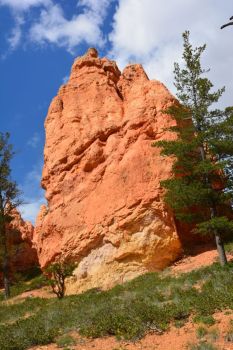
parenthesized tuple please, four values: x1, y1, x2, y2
(78, 0, 112, 17)
(0, 0, 51, 52)
(7, 21, 22, 49)
(29, 1, 111, 53)
(19, 198, 45, 224)
(18, 161, 46, 224)
(62, 75, 69, 84)
(1, 0, 112, 52)
(0, 0, 50, 11)
(27, 132, 40, 148)
(110, 0, 233, 107)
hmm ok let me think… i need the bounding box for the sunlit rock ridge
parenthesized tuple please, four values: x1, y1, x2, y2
(34, 48, 182, 293)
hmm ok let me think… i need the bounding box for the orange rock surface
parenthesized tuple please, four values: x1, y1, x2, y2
(34, 48, 182, 293)
(7, 209, 38, 274)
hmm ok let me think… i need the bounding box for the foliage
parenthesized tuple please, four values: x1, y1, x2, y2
(196, 326, 208, 339)
(208, 328, 219, 342)
(188, 341, 218, 350)
(224, 240, 233, 254)
(45, 261, 76, 299)
(0, 132, 21, 298)
(193, 315, 215, 326)
(56, 334, 76, 348)
(1, 261, 233, 348)
(194, 217, 233, 236)
(153, 31, 233, 264)
(0, 272, 47, 301)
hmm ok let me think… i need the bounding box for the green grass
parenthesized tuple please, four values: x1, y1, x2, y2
(188, 341, 218, 350)
(196, 326, 208, 339)
(208, 328, 219, 342)
(1, 262, 233, 349)
(56, 334, 76, 348)
(0, 268, 47, 301)
(0, 297, 47, 325)
(193, 315, 215, 326)
(224, 240, 233, 254)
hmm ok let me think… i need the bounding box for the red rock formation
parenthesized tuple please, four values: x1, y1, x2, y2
(34, 48, 182, 293)
(7, 209, 38, 273)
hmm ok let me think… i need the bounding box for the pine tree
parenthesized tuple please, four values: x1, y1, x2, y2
(153, 31, 233, 266)
(0, 132, 21, 298)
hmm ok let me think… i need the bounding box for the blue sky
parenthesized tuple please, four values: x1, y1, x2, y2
(1, 0, 233, 223)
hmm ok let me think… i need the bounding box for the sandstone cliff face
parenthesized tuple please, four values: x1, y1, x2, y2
(7, 209, 38, 273)
(34, 48, 182, 293)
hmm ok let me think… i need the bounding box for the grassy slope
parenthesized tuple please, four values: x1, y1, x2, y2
(1, 261, 233, 350)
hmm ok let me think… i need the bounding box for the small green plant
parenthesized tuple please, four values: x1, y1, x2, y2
(224, 240, 233, 253)
(208, 328, 219, 342)
(224, 310, 232, 315)
(193, 315, 215, 326)
(56, 334, 76, 348)
(189, 341, 218, 350)
(174, 319, 186, 328)
(196, 326, 208, 339)
(45, 261, 76, 299)
(225, 322, 233, 342)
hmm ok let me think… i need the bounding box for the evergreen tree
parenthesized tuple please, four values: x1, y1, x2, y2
(0, 132, 21, 298)
(153, 31, 233, 265)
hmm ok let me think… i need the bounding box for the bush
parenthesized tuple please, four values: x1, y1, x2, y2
(193, 315, 215, 326)
(189, 341, 218, 350)
(196, 326, 208, 339)
(45, 261, 76, 299)
(56, 334, 76, 348)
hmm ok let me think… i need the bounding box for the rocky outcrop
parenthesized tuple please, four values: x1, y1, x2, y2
(34, 48, 182, 293)
(6, 209, 38, 274)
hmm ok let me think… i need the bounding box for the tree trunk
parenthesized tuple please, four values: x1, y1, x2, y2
(214, 232, 228, 266)
(198, 143, 228, 266)
(210, 206, 228, 266)
(3, 267, 10, 299)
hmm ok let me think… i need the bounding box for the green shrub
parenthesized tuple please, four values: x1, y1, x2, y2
(45, 261, 76, 299)
(189, 341, 218, 350)
(208, 328, 219, 342)
(174, 319, 186, 328)
(193, 315, 215, 326)
(196, 326, 208, 339)
(56, 334, 76, 348)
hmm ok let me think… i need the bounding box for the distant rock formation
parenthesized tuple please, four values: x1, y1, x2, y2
(34, 49, 182, 293)
(2, 209, 38, 279)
